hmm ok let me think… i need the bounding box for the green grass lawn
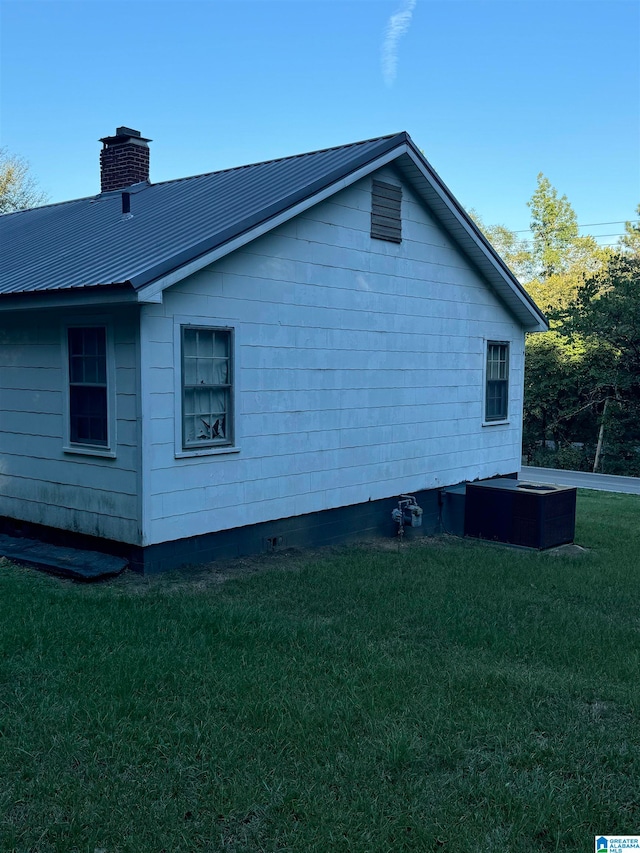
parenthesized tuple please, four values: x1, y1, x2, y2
(1, 490, 639, 852)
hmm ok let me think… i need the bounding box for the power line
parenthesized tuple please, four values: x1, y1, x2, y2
(510, 234, 629, 248)
(512, 219, 639, 234)
(584, 242, 622, 248)
(578, 220, 639, 229)
(585, 233, 635, 239)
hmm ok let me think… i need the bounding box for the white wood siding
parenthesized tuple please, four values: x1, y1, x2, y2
(140, 169, 525, 546)
(0, 308, 141, 542)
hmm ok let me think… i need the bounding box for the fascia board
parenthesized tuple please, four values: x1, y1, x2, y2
(136, 145, 407, 303)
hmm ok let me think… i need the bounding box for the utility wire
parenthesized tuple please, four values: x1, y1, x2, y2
(582, 232, 635, 239)
(509, 234, 630, 248)
(512, 219, 639, 234)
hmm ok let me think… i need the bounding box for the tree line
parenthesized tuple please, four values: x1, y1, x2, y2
(474, 179, 640, 476)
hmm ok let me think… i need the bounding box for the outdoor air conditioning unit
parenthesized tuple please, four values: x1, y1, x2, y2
(464, 478, 577, 549)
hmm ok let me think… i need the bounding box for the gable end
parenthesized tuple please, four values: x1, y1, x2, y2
(371, 179, 402, 244)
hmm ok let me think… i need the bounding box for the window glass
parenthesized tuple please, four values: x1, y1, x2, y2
(182, 327, 232, 448)
(486, 342, 509, 422)
(68, 327, 108, 446)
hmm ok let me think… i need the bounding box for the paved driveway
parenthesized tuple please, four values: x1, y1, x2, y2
(520, 466, 640, 495)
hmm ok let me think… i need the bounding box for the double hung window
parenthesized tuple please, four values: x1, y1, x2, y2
(68, 326, 109, 447)
(181, 326, 233, 450)
(485, 341, 509, 422)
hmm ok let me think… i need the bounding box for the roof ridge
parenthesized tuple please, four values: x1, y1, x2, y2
(0, 133, 408, 214)
(149, 132, 407, 188)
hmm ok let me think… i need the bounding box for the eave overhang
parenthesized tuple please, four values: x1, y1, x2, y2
(0, 283, 138, 312)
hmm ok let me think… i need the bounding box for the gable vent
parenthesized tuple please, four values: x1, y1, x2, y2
(371, 179, 402, 243)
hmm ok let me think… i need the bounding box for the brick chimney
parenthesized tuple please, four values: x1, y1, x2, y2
(99, 127, 151, 193)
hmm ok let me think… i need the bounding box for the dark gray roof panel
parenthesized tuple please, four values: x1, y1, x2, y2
(0, 134, 405, 295)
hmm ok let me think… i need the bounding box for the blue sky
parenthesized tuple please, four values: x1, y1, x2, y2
(1, 0, 638, 247)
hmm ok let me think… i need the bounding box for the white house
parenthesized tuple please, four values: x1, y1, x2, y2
(0, 128, 547, 572)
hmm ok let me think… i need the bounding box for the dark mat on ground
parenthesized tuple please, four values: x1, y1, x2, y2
(0, 534, 128, 581)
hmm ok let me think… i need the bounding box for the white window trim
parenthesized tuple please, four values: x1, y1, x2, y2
(62, 319, 117, 458)
(173, 319, 240, 458)
(482, 339, 510, 427)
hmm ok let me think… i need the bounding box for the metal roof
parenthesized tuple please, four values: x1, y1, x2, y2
(0, 132, 547, 330)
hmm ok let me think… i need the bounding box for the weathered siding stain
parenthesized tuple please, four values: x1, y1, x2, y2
(0, 307, 141, 543)
(140, 169, 524, 546)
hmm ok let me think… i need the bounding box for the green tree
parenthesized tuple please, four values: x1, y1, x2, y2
(476, 179, 636, 473)
(468, 210, 533, 282)
(561, 254, 640, 473)
(527, 173, 580, 279)
(618, 204, 640, 256)
(527, 239, 611, 317)
(483, 222, 533, 282)
(565, 254, 640, 383)
(523, 331, 606, 468)
(0, 147, 48, 213)
(471, 177, 605, 292)
(523, 332, 578, 460)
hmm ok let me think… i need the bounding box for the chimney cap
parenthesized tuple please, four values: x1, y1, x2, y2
(99, 126, 152, 146)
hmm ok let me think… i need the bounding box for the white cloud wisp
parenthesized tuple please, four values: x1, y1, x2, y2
(381, 0, 417, 88)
